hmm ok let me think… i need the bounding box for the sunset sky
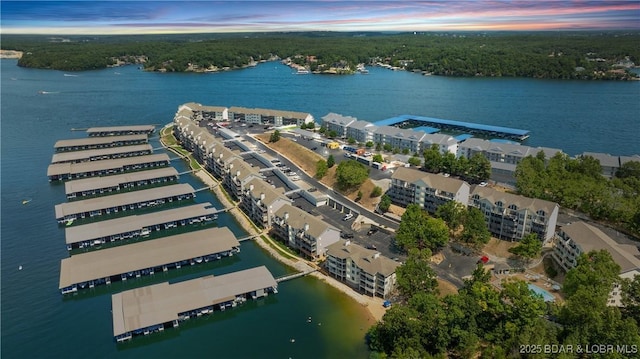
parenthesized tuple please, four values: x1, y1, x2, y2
(1, 1, 639, 34)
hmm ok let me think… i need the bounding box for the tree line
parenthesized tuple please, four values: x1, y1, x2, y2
(2, 32, 638, 79)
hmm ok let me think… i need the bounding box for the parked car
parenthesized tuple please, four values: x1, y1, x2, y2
(367, 227, 379, 236)
(479, 181, 488, 187)
(311, 147, 318, 151)
(366, 244, 377, 250)
(343, 213, 354, 221)
(341, 232, 354, 239)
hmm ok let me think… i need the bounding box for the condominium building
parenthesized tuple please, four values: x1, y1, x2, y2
(228, 106, 314, 127)
(389, 167, 470, 214)
(470, 186, 559, 242)
(553, 221, 640, 306)
(581, 152, 640, 179)
(224, 157, 260, 200)
(325, 240, 400, 299)
(321, 113, 357, 138)
(373, 126, 426, 154)
(240, 177, 292, 228)
(420, 133, 459, 155)
(179, 102, 228, 123)
(271, 204, 340, 260)
(346, 120, 377, 144)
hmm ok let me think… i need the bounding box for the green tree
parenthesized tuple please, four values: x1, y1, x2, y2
(365, 141, 374, 148)
(315, 159, 328, 179)
(617, 160, 640, 178)
(423, 144, 442, 173)
(269, 130, 280, 142)
(378, 194, 392, 212)
(468, 153, 491, 182)
(622, 275, 640, 326)
(402, 148, 410, 155)
(356, 190, 363, 201)
(327, 154, 335, 168)
(371, 186, 383, 197)
(408, 156, 421, 167)
(347, 137, 356, 145)
(335, 160, 369, 190)
(441, 152, 457, 175)
(383, 143, 393, 152)
(396, 204, 449, 251)
(327, 130, 338, 139)
(396, 248, 438, 298)
(562, 250, 621, 299)
(319, 124, 327, 134)
(375, 142, 382, 151)
(460, 207, 490, 246)
(436, 200, 467, 234)
(508, 233, 542, 264)
(373, 154, 384, 163)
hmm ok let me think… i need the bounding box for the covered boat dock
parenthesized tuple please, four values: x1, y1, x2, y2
(54, 183, 195, 224)
(86, 125, 155, 137)
(111, 266, 278, 342)
(59, 227, 240, 294)
(50, 144, 153, 164)
(47, 153, 170, 181)
(64, 202, 219, 250)
(53, 134, 149, 152)
(65, 167, 179, 199)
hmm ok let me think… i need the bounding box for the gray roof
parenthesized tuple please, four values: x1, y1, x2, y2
(460, 138, 562, 159)
(374, 126, 426, 141)
(245, 177, 289, 207)
(274, 204, 336, 239)
(620, 155, 640, 165)
(582, 152, 620, 168)
(228, 157, 259, 181)
(471, 185, 558, 215)
(47, 153, 170, 177)
(321, 113, 357, 126)
(111, 266, 277, 336)
(181, 103, 227, 113)
(54, 183, 194, 220)
(65, 202, 217, 244)
(51, 144, 153, 164)
(392, 167, 468, 193)
(54, 134, 148, 149)
(59, 227, 240, 289)
(86, 125, 155, 134)
(228, 106, 310, 119)
(326, 240, 400, 277)
(560, 221, 640, 274)
(348, 120, 376, 131)
(64, 167, 178, 195)
(420, 133, 457, 146)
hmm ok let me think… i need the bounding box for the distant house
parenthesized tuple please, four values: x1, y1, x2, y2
(553, 221, 640, 306)
(470, 185, 559, 243)
(271, 204, 340, 260)
(389, 167, 470, 214)
(325, 240, 400, 299)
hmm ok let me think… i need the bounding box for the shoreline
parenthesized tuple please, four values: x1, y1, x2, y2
(161, 127, 387, 324)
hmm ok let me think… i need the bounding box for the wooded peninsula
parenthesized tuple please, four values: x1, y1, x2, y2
(1, 31, 638, 80)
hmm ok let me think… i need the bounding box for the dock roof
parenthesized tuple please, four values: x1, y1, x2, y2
(65, 202, 216, 244)
(64, 167, 179, 195)
(60, 227, 240, 289)
(111, 266, 277, 337)
(47, 153, 170, 177)
(54, 134, 148, 149)
(86, 125, 155, 135)
(54, 183, 194, 220)
(374, 114, 530, 136)
(51, 144, 153, 164)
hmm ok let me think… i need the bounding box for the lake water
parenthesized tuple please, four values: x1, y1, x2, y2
(1, 59, 639, 359)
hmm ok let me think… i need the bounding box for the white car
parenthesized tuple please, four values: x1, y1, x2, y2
(287, 172, 297, 177)
(343, 213, 354, 221)
(291, 176, 301, 181)
(479, 181, 488, 187)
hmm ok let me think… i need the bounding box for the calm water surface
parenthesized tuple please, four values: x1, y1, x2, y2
(1, 59, 639, 359)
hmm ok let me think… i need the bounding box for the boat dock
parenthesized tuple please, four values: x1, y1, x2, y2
(54, 183, 195, 224)
(374, 114, 530, 141)
(86, 125, 156, 137)
(275, 268, 318, 283)
(64, 202, 219, 250)
(53, 134, 149, 152)
(50, 144, 153, 164)
(47, 153, 171, 181)
(59, 227, 240, 294)
(65, 167, 179, 200)
(111, 266, 278, 342)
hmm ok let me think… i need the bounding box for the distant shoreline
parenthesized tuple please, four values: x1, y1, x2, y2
(0, 50, 23, 59)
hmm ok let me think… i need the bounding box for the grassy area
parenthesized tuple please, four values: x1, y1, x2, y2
(260, 235, 298, 261)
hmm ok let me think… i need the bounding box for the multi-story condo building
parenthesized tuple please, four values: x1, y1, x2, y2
(389, 167, 470, 214)
(321, 113, 358, 138)
(228, 106, 314, 127)
(325, 240, 400, 299)
(373, 126, 426, 154)
(581, 152, 640, 179)
(420, 133, 459, 155)
(346, 120, 377, 144)
(224, 157, 260, 200)
(180, 102, 228, 123)
(271, 204, 340, 260)
(457, 138, 563, 185)
(470, 186, 559, 242)
(553, 221, 640, 306)
(240, 177, 291, 228)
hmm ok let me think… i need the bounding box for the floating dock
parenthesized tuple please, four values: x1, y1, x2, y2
(59, 227, 240, 294)
(54, 183, 195, 224)
(374, 114, 530, 141)
(54, 134, 149, 152)
(86, 125, 156, 137)
(47, 153, 170, 181)
(64, 202, 219, 250)
(111, 266, 278, 342)
(65, 167, 179, 200)
(51, 144, 153, 164)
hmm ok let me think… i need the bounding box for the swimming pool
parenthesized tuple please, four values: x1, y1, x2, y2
(528, 284, 555, 302)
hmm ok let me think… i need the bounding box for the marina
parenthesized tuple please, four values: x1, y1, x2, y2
(47, 153, 171, 181)
(59, 227, 240, 294)
(50, 144, 153, 164)
(64, 202, 220, 250)
(111, 265, 278, 342)
(86, 125, 156, 137)
(64, 167, 179, 200)
(374, 114, 530, 141)
(53, 134, 149, 152)
(53, 183, 195, 223)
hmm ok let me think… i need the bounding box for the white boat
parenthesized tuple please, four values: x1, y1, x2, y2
(296, 68, 310, 75)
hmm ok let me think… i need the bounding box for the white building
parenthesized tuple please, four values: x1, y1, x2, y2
(322, 113, 357, 138)
(373, 126, 426, 154)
